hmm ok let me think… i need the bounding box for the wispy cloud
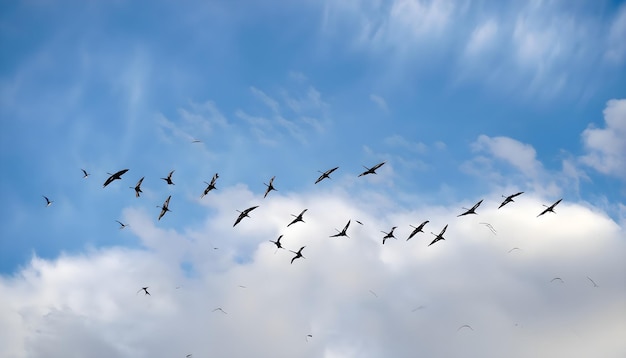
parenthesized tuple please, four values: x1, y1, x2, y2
(369, 94, 388, 111)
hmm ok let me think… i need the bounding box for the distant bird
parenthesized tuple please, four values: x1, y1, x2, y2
(269, 235, 285, 250)
(157, 195, 172, 221)
(429, 224, 448, 246)
(537, 198, 562, 217)
(191, 139, 202, 143)
(263, 176, 277, 198)
(458, 199, 483, 216)
(508, 247, 521, 253)
(550, 277, 564, 283)
(457, 324, 474, 332)
(287, 209, 308, 227)
(587, 276, 599, 287)
(330, 220, 351, 238)
(103, 169, 129, 188)
(130, 177, 144, 198)
(212, 307, 227, 314)
(186, 354, 193, 358)
(381, 226, 397, 244)
(306, 334, 313, 342)
(161, 170, 175, 185)
(407, 220, 429, 241)
(234, 206, 259, 227)
(479, 222, 497, 235)
(358, 161, 386, 177)
(315, 166, 339, 184)
(42, 195, 53, 207)
(201, 173, 219, 198)
(81, 169, 90, 178)
(289, 246, 306, 264)
(499, 192, 524, 209)
(368, 289, 378, 298)
(137, 287, 150, 295)
(355, 220, 364, 225)
(116, 220, 129, 229)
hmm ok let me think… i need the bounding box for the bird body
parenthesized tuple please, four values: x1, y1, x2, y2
(270, 235, 284, 249)
(407, 220, 429, 241)
(157, 195, 172, 221)
(42, 195, 53, 207)
(429, 224, 448, 246)
(201, 173, 219, 198)
(537, 199, 562, 217)
(103, 169, 129, 188)
(458, 199, 483, 216)
(234, 206, 259, 227)
(499, 192, 524, 209)
(137, 287, 150, 295)
(161, 170, 175, 185)
(330, 220, 351, 238)
(263, 176, 276, 198)
(81, 169, 90, 178)
(315, 167, 339, 184)
(290, 246, 306, 264)
(381, 226, 397, 244)
(116, 220, 128, 229)
(131, 177, 144, 197)
(358, 161, 385, 177)
(287, 209, 308, 227)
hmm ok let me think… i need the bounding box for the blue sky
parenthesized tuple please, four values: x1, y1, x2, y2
(1, 1, 625, 357)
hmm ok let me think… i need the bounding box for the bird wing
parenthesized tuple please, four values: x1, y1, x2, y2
(440, 225, 448, 235)
(136, 177, 144, 186)
(372, 161, 385, 170)
(472, 199, 483, 210)
(233, 213, 245, 227)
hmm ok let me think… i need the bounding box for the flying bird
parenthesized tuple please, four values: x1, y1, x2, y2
(137, 287, 150, 295)
(233, 206, 259, 227)
(103, 169, 129, 188)
(116, 220, 129, 229)
(407, 220, 429, 241)
(429, 224, 448, 246)
(330, 220, 351, 238)
(269, 235, 285, 250)
(457, 324, 474, 332)
(191, 138, 202, 143)
(458, 199, 483, 216)
(287, 209, 308, 227)
(306, 334, 313, 342)
(358, 161, 386, 177)
(550, 277, 564, 283)
(479, 222, 497, 235)
(157, 195, 172, 221)
(499, 191, 524, 209)
(381, 226, 397, 244)
(537, 198, 562, 217)
(263, 176, 277, 198)
(212, 307, 227, 314)
(587, 276, 599, 287)
(130, 177, 144, 198)
(42, 195, 53, 207)
(81, 169, 90, 178)
(315, 166, 339, 184)
(289, 246, 306, 264)
(355, 220, 364, 225)
(201, 173, 219, 198)
(508, 247, 521, 253)
(161, 170, 175, 185)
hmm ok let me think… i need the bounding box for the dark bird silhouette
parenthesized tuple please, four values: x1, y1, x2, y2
(358, 161, 386, 177)
(479, 222, 497, 235)
(157, 195, 172, 221)
(137, 287, 150, 295)
(551, 277, 564, 283)
(161, 170, 175, 185)
(458, 199, 483, 216)
(315, 166, 339, 184)
(429, 224, 448, 246)
(270, 235, 285, 250)
(116, 220, 129, 229)
(537, 198, 562, 217)
(212, 307, 227, 314)
(287, 209, 308, 227)
(407, 220, 429, 241)
(355, 220, 364, 225)
(587, 276, 599, 287)
(81, 169, 90, 178)
(499, 191, 524, 209)
(290, 246, 306, 264)
(263, 176, 277, 198)
(381, 226, 397, 244)
(234, 206, 259, 227)
(330, 220, 351, 238)
(130, 177, 144, 198)
(201, 173, 219, 198)
(42, 195, 53, 207)
(457, 324, 474, 332)
(103, 169, 129, 188)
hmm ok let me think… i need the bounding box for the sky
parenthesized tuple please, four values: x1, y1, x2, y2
(1, 0, 625, 357)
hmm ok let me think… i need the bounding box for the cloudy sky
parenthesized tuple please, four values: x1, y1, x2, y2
(1, 1, 625, 357)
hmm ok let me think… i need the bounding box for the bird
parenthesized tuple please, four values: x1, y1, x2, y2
(306, 334, 313, 342)
(212, 307, 227, 314)
(161, 170, 175, 185)
(587, 276, 599, 287)
(550, 277, 564, 283)
(137, 287, 150, 295)
(429, 224, 448, 246)
(315, 166, 339, 184)
(130, 177, 144, 198)
(407, 220, 429, 241)
(537, 198, 562, 217)
(355, 220, 364, 225)
(263, 176, 277, 198)
(287, 209, 308, 227)
(381, 226, 397, 244)
(157, 195, 172, 221)
(458, 199, 483, 216)
(508, 247, 521, 253)
(233, 206, 259, 227)
(42, 195, 53, 207)
(269, 235, 285, 250)
(498, 191, 524, 209)
(479, 222, 497, 235)
(368, 289, 378, 298)
(191, 138, 202, 143)
(201, 173, 219, 198)
(330, 220, 351, 238)
(457, 324, 474, 332)
(103, 169, 129, 188)
(358, 161, 386, 177)
(81, 169, 90, 178)
(116, 220, 129, 229)
(289, 246, 305, 264)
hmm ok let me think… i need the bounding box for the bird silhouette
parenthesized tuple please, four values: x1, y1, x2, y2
(263, 176, 277, 198)
(287, 209, 308, 227)
(537, 198, 562, 217)
(315, 166, 339, 184)
(550, 277, 564, 283)
(201, 173, 219, 198)
(161, 170, 175, 185)
(586, 276, 599, 287)
(269, 235, 285, 250)
(457, 324, 473, 332)
(429, 224, 448, 246)
(137, 287, 150, 295)
(479, 222, 497, 235)
(116, 220, 129, 229)
(508, 247, 521, 253)
(407, 220, 429, 241)
(358, 161, 385, 177)
(157, 195, 172, 221)
(81, 169, 90, 178)
(458, 199, 483, 216)
(381, 226, 397, 244)
(289, 246, 306, 264)
(103, 169, 129, 188)
(212, 307, 227, 314)
(330, 220, 351, 238)
(130, 177, 144, 198)
(498, 192, 524, 209)
(42, 195, 54, 207)
(234, 206, 259, 227)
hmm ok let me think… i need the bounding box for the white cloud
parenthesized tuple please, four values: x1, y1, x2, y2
(369, 94, 388, 111)
(464, 19, 498, 57)
(580, 99, 626, 179)
(605, 4, 626, 64)
(470, 135, 543, 178)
